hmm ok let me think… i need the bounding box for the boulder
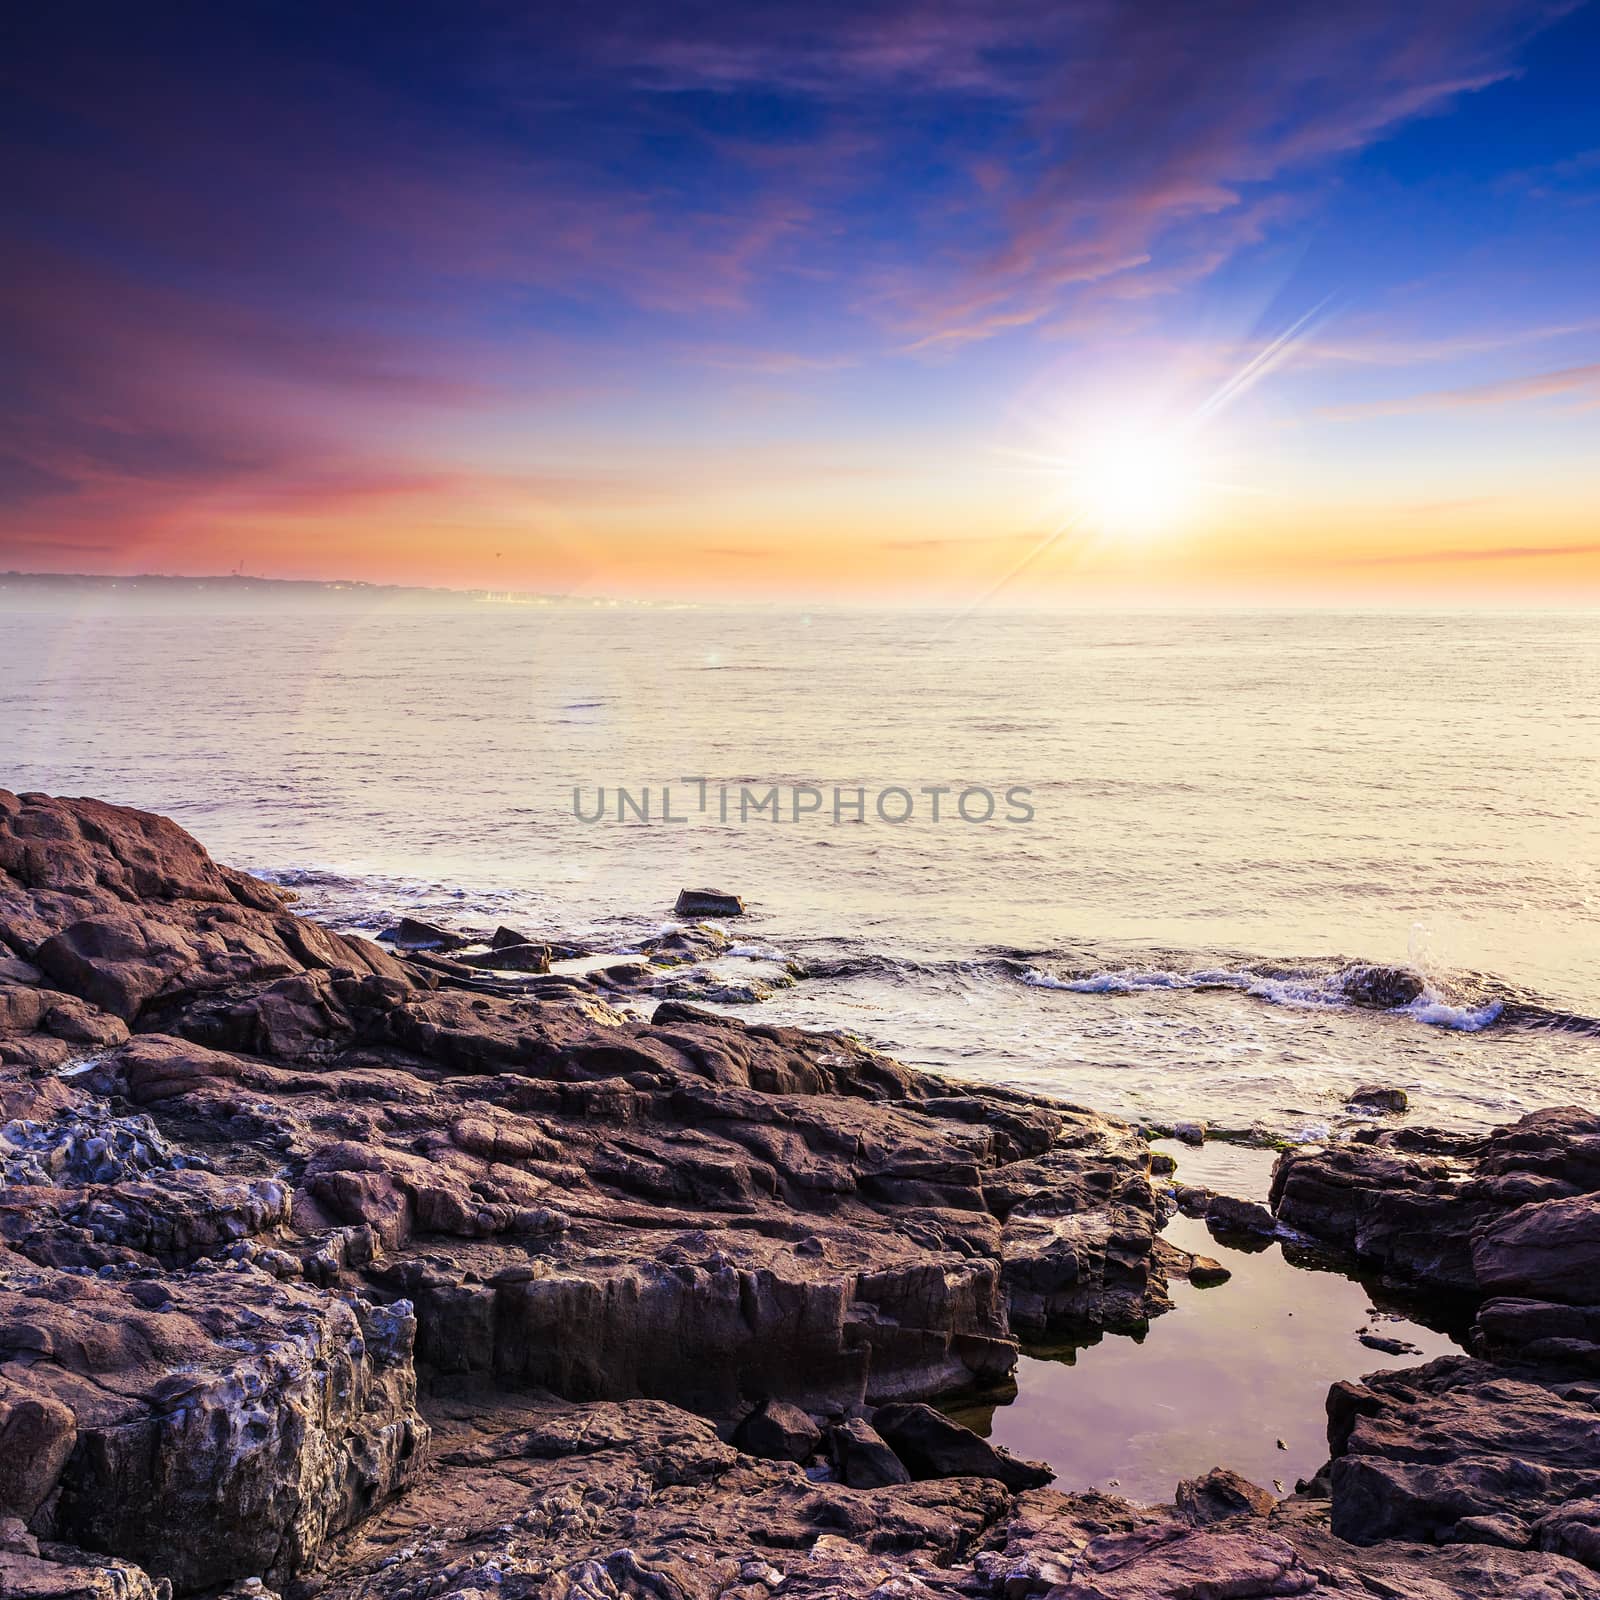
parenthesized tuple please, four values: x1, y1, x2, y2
(871, 1401, 1053, 1490)
(383, 916, 465, 951)
(1272, 1107, 1600, 1314)
(1188, 1254, 1232, 1287)
(455, 941, 551, 973)
(1474, 1193, 1600, 1306)
(1204, 1193, 1278, 1239)
(829, 1417, 911, 1488)
(1342, 966, 1426, 1008)
(735, 1397, 822, 1462)
(674, 888, 745, 918)
(1175, 1466, 1279, 1524)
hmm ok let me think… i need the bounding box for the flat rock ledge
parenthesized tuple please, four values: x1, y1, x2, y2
(0, 791, 1595, 1600)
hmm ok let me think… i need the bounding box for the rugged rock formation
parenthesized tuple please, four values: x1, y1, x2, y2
(1272, 1112, 1600, 1584)
(4, 791, 1599, 1599)
(0, 792, 1178, 1595)
(1272, 1108, 1600, 1357)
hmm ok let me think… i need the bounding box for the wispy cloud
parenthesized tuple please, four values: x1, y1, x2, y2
(1320, 361, 1600, 418)
(1339, 540, 1600, 565)
(1303, 319, 1600, 367)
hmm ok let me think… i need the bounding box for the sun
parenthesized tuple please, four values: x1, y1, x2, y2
(1068, 427, 1201, 539)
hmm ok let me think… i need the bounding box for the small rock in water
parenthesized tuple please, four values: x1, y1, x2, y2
(674, 887, 745, 917)
(1358, 1331, 1422, 1355)
(457, 942, 551, 973)
(1149, 1150, 1178, 1175)
(381, 916, 466, 952)
(1174, 1120, 1206, 1146)
(1341, 965, 1425, 1008)
(1347, 1084, 1409, 1113)
(1188, 1255, 1232, 1288)
(1204, 1194, 1278, 1239)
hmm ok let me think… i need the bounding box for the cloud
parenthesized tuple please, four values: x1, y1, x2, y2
(1320, 361, 1600, 418)
(1339, 540, 1600, 565)
(1302, 318, 1600, 367)
(881, 1, 1566, 344)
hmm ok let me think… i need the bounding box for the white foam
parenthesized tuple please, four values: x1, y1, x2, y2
(1403, 996, 1505, 1033)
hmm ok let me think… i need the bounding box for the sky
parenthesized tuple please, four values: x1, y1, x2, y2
(2, 0, 1598, 604)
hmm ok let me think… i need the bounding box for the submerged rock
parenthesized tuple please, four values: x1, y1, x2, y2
(1348, 1084, 1409, 1113)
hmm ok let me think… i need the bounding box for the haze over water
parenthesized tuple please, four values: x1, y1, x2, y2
(5, 601, 1599, 1139)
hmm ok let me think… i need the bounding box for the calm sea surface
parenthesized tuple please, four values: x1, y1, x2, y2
(6, 602, 1597, 1138)
(4, 598, 1597, 1498)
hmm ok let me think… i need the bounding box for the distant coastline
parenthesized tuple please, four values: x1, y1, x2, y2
(0, 570, 705, 610)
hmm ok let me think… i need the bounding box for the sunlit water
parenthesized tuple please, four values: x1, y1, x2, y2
(4, 598, 1595, 1498)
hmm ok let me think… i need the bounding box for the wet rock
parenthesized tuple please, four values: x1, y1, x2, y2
(1175, 1466, 1279, 1524)
(1188, 1255, 1232, 1288)
(1204, 1193, 1278, 1239)
(829, 1417, 911, 1488)
(454, 941, 551, 973)
(1173, 1120, 1206, 1146)
(735, 1397, 821, 1462)
(871, 1401, 1052, 1490)
(674, 888, 745, 918)
(640, 924, 732, 965)
(381, 917, 466, 951)
(1272, 1107, 1600, 1320)
(1358, 1331, 1421, 1355)
(1342, 965, 1426, 1008)
(1348, 1085, 1409, 1113)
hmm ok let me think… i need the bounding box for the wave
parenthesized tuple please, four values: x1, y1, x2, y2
(250, 861, 1600, 1040)
(1010, 957, 1593, 1035)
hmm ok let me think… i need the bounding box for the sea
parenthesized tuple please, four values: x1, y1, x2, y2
(5, 598, 1597, 1500)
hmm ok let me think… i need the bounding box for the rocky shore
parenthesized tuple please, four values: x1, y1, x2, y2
(2, 790, 1599, 1599)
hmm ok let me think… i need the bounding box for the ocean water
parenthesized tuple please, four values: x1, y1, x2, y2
(6, 601, 1597, 1138)
(4, 597, 1596, 1496)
